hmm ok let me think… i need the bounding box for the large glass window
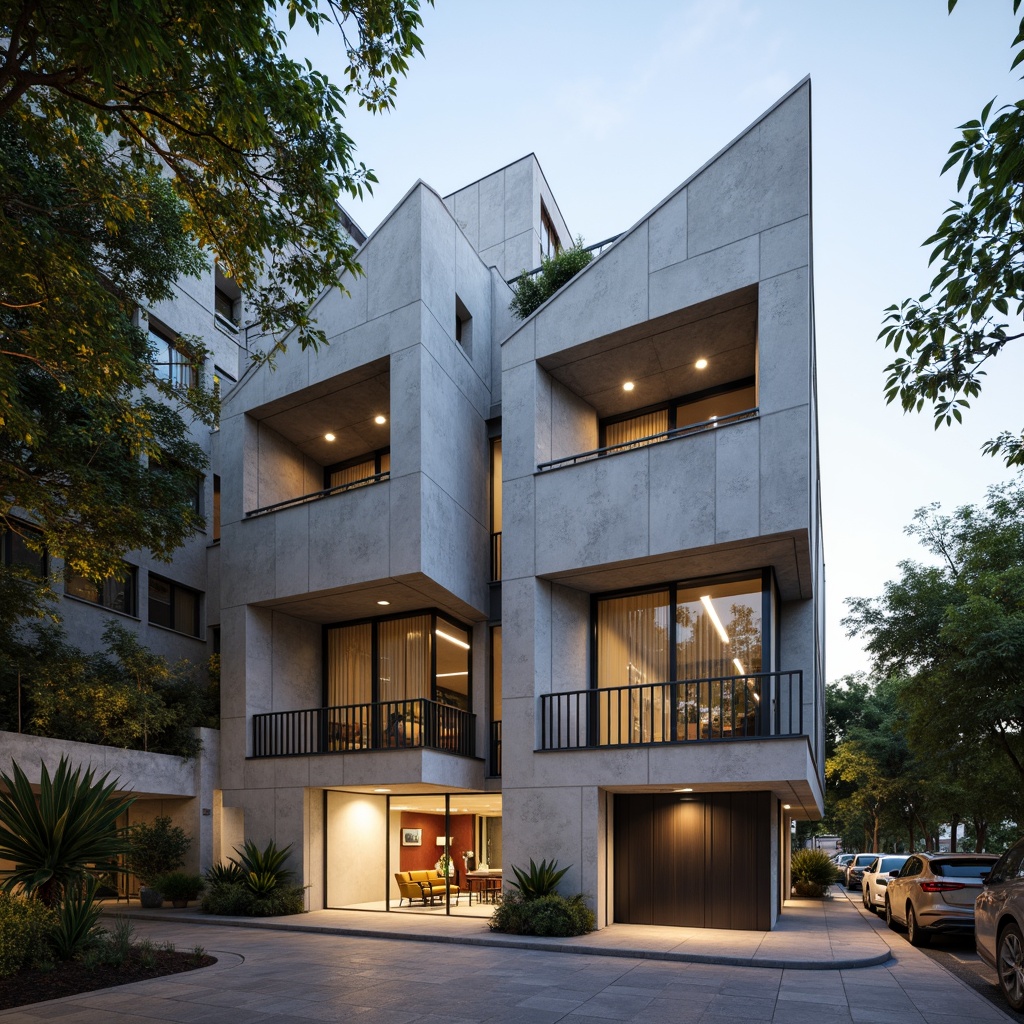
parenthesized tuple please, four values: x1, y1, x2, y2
(594, 574, 766, 743)
(149, 323, 196, 389)
(325, 449, 390, 490)
(1, 522, 45, 576)
(148, 574, 201, 637)
(66, 565, 137, 616)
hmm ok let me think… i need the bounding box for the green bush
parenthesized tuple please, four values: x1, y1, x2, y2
(126, 816, 192, 887)
(200, 881, 305, 917)
(0, 891, 56, 977)
(791, 848, 839, 897)
(49, 878, 104, 960)
(231, 838, 294, 895)
(489, 890, 594, 937)
(205, 861, 244, 886)
(509, 239, 593, 319)
(152, 872, 205, 903)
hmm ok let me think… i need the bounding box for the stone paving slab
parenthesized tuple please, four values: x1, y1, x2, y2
(91, 893, 890, 971)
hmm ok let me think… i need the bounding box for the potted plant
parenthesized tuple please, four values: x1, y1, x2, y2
(125, 816, 192, 908)
(153, 871, 205, 908)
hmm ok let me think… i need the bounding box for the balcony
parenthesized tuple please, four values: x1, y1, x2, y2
(252, 698, 475, 758)
(245, 469, 389, 519)
(539, 671, 803, 750)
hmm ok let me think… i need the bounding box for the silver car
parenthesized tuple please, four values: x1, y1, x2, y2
(861, 854, 909, 913)
(845, 852, 881, 890)
(975, 836, 1024, 1012)
(885, 852, 999, 947)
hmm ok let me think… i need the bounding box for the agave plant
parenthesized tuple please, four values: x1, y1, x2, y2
(205, 861, 244, 886)
(0, 757, 134, 907)
(508, 858, 570, 900)
(230, 838, 294, 896)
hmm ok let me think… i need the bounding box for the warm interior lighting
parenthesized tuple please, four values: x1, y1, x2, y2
(373, 788, 391, 793)
(436, 628, 470, 650)
(676, 787, 694, 793)
(783, 804, 792, 810)
(436, 671, 468, 678)
(376, 600, 390, 606)
(733, 658, 745, 674)
(700, 595, 730, 644)
(695, 358, 708, 369)
(622, 381, 635, 392)
(324, 432, 336, 441)
(374, 414, 387, 425)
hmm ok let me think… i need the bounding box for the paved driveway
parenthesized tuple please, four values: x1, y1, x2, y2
(0, 917, 1014, 1024)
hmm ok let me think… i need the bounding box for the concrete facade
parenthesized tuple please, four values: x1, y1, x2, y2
(212, 80, 823, 930)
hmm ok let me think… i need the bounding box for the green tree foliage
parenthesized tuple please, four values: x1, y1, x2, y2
(879, 0, 1024, 467)
(0, 620, 218, 756)
(0, 0, 428, 590)
(509, 239, 593, 319)
(0, 756, 134, 907)
(845, 480, 1024, 789)
(125, 816, 192, 887)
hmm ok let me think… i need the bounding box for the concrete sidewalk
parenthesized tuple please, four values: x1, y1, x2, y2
(3, 890, 1015, 1024)
(100, 888, 890, 970)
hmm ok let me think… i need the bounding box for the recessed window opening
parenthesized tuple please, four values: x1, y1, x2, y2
(599, 377, 757, 452)
(1, 521, 46, 577)
(149, 453, 202, 514)
(148, 574, 201, 637)
(324, 447, 390, 491)
(455, 294, 473, 354)
(214, 263, 242, 329)
(149, 321, 196, 389)
(66, 564, 137, 616)
(212, 475, 221, 542)
(540, 201, 560, 262)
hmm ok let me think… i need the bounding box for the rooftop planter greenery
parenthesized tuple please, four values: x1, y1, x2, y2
(509, 239, 593, 320)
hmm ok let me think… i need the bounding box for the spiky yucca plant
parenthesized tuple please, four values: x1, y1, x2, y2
(508, 858, 570, 900)
(0, 757, 134, 907)
(231, 839, 294, 895)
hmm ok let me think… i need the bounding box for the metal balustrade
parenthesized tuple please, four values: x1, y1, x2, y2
(245, 470, 389, 519)
(252, 698, 475, 758)
(539, 671, 803, 750)
(537, 408, 758, 472)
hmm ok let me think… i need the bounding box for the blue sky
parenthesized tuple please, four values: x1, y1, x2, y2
(291, 0, 1024, 681)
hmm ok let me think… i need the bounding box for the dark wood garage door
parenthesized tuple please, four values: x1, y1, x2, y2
(613, 792, 772, 930)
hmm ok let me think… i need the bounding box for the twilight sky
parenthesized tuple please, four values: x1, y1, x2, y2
(289, 0, 1024, 682)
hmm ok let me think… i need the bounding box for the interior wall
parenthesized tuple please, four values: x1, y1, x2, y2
(397, 811, 474, 874)
(325, 791, 386, 907)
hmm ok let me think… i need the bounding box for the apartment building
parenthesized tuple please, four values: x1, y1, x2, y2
(216, 78, 823, 930)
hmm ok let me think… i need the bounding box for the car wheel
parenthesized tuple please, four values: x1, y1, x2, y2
(907, 904, 930, 948)
(862, 887, 872, 910)
(997, 922, 1024, 1012)
(885, 896, 900, 931)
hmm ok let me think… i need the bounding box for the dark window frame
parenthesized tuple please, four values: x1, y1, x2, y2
(1, 520, 47, 577)
(323, 447, 391, 490)
(148, 321, 197, 390)
(65, 564, 138, 617)
(540, 201, 560, 261)
(148, 573, 202, 638)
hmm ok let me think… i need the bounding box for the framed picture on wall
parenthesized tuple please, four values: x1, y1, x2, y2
(401, 828, 422, 847)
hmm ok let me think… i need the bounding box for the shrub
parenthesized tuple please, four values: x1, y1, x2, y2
(49, 878, 104, 960)
(509, 239, 593, 319)
(231, 838, 294, 895)
(87, 915, 136, 968)
(200, 881, 305, 917)
(126, 816, 192, 887)
(152, 872, 205, 903)
(0, 891, 55, 977)
(489, 891, 594, 937)
(206, 861, 244, 886)
(508, 858, 570, 899)
(791, 848, 839, 897)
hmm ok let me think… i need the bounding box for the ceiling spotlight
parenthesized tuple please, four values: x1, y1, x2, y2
(373, 788, 391, 793)
(324, 432, 336, 442)
(695, 358, 708, 370)
(675, 787, 694, 793)
(783, 804, 792, 810)
(374, 414, 387, 425)
(622, 381, 635, 392)
(377, 600, 390, 606)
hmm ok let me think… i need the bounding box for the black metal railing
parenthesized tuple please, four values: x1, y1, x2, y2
(536, 408, 758, 473)
(490, 532, 502, 582)
(489, 720, 502, 777)
(505, 234, 623, 285)
(252, 698, 475, 758)
(245, 471, 390, 519)
(539, 671, 803, 750)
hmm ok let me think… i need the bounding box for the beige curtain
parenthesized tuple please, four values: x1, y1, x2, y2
(604, 410, 669, 451)
(378, 614, 431, 703)
(326, 623, 372, 706)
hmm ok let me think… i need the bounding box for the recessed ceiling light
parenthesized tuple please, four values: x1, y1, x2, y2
(374, 414, 387, 425)
(622, 381, 635, 392)
(783, 804, 792, 810)
(324, 432, 336, 441)
(377, 600, 390, 606)
(675, 787, 694, 793)
(695, 358, 708, 370)
(374, 788, 391, 793)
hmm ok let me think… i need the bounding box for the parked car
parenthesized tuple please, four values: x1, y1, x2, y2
(975, 836, 1024, 1012)
(885, 852, 1000, 947)
(845, 853, 882, 890)
(861, 855, 909, 913)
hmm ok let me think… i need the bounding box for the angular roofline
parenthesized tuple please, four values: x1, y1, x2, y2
(501, 77, 811, 337)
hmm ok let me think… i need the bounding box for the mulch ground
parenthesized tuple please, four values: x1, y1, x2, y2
(0, 950, 218, 1010)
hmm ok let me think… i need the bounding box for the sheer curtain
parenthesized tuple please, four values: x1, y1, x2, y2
(378, 614, 431, 703)
(604, 410, 669, 451)
(326, 623, 372, 707)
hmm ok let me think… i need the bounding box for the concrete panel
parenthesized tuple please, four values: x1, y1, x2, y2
(534, 454, 650, 576)
(365, 187, 422, 320)
(273, 503, 310, 598)
(221, 513, 275, 606)
(649, 234, 758, 320)
(245, 606, 275, 716)
(256, 422, 306, 510)
(308, 483, 392, 592)
(714, 418, 761, 543)
(504, 158, 534, 240)
(759, 407, 810, 539)
(648, 432, 717, 552)
(479, 171, 505, 250)
(550, 379, 598, 463)
(219, 605, 248, 718)
(310, 271, 368, 342)
(648, 187, 687, 272)
(758, 267, 810, 415)
(502, 786, 588, 897)
(500, 360, 539, 481)
(219, 717, 246, 789)
(387, 472, 422, 579)
(535, 226, 650, 361)
(313, 302, 416, 386)
(270, 610, 320, 711)
(500, 475, 535, 582)
(687, 84, 810, 257)
(550, 584, 590, 694)
(504, 231, 535, 281)
(420, 190, 458, 332)
(451, 181, 480, 249)
(479, 241, 505, 277)
(390, 342, 422, 479)
(500, 577, 550, 701)
(760, 216, 809, 281)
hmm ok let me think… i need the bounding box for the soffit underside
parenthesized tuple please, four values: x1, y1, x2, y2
(538, 286, 758, 419)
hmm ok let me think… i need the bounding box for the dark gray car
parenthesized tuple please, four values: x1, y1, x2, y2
(976, 837, 1024, 1012)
